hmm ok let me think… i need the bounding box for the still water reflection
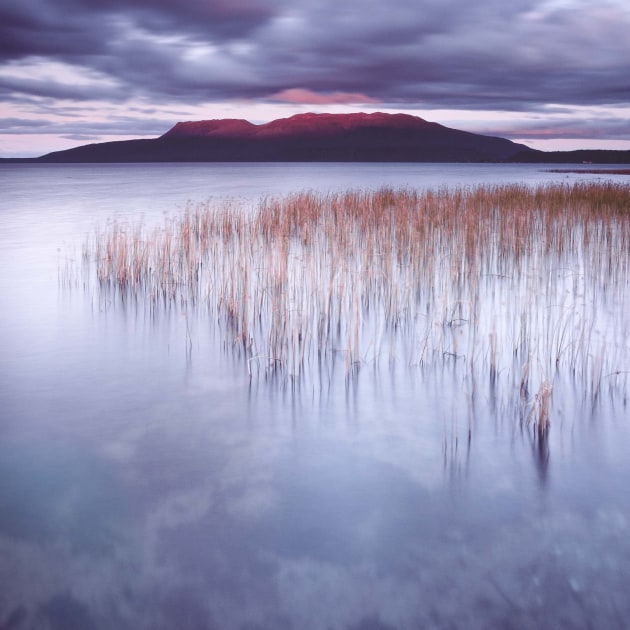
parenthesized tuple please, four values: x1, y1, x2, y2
(1, 164, 629, 629)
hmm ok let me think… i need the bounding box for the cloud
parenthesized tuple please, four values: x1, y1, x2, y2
(476, 111, 630, 141)
(2, 0, 629, 109)
(0, 114, 170, 137)
(270, 88, 380, 105)
(1, 0, 630, 154)
(0, 0, 278, 60)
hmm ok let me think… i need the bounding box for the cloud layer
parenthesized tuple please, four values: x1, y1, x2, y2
(1, 0, 630, 154)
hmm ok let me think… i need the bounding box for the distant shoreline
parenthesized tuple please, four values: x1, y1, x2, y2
(546, 168, 630, 175)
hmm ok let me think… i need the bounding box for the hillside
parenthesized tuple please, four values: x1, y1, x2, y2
(3, 112, 629, 163)
(31, 112, 534, 163)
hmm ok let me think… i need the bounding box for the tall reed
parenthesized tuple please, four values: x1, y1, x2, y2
(83, 182, 630, 420)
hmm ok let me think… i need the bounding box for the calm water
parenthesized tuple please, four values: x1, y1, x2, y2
(1, 163, 629, 630)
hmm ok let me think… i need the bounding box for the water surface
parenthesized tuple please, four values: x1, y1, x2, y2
(1, 163, 629, 630)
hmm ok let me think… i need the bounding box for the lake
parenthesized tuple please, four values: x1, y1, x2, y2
(1, 163, 629, 630)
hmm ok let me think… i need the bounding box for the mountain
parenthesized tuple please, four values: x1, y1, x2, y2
(3, 112, 629, 163)
(27, 112, 535, 163)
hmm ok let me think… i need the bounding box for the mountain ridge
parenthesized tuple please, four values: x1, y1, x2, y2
(29, 112, 534, 163)
(2, 112, 630, 163)
(161, 112, 440, 140)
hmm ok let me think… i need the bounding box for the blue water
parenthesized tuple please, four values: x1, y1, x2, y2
(1, 163, 629, 630)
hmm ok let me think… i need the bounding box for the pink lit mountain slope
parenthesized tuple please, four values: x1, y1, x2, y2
(163, 113, 436, 139)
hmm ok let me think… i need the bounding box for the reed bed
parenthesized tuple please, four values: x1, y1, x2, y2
(83, 182, 630, 423)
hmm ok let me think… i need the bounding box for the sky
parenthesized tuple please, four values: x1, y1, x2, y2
(1, 0, 630, 157)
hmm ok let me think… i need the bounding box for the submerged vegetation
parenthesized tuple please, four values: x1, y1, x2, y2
(82, 182, 630, 426)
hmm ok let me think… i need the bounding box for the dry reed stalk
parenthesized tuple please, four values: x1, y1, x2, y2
(82, 182, 630, 417)
(528, 379, 553, 436)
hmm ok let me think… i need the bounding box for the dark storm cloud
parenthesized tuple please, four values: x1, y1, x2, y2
(0, 0, 278, 59)
(1, 0, 629, 122)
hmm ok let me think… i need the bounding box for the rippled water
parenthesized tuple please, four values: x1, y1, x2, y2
(1, 163, 629, 630)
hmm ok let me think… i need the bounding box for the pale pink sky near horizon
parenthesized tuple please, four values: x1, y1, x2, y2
(2, 0, 630, 157)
